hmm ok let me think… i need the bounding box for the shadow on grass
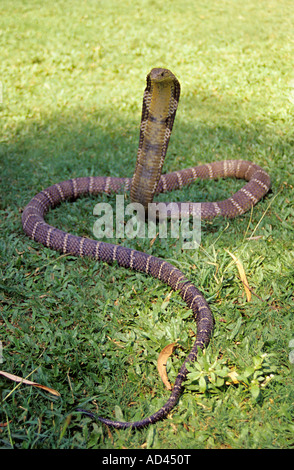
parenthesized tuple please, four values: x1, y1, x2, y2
(1, 92, 291, 245)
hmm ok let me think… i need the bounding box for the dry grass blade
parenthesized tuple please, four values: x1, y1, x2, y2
(0, 370, 61, 397)
(226, 250, 252, 302)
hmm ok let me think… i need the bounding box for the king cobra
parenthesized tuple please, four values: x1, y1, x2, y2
(22, 68, 270, 429)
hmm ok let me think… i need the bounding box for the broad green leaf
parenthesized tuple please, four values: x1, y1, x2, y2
(199, 375, 207, 393)
(250, 383, 260, 399)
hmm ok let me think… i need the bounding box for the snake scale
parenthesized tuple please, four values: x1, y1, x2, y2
(22, 68, 271, 429)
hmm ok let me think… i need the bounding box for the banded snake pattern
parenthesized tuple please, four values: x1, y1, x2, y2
(22, 68, 270, 429)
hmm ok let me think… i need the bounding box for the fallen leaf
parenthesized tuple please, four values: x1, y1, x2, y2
(0, 421, 11, 428)
(0, 370, 60, 397)
(226, 370, 240, 384)
(106, 425, 114, 443)
(157, 342, 177, 390)
(226, 250, 252, 302)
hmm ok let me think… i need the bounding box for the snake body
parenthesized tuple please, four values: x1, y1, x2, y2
(22, 68, 270, 429)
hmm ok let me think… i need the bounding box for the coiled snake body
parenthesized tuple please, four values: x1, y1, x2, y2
(22, 68, 270, 429)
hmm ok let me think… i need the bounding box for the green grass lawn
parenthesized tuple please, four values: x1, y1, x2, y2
(1, 0, 293, 449)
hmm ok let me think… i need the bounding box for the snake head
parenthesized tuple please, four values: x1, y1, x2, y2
(149, 68, 177, 83)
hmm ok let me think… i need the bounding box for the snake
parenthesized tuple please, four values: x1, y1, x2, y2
(22, 68, 271, 429)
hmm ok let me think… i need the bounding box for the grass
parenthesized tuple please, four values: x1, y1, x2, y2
(1, 0, 294, 449)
